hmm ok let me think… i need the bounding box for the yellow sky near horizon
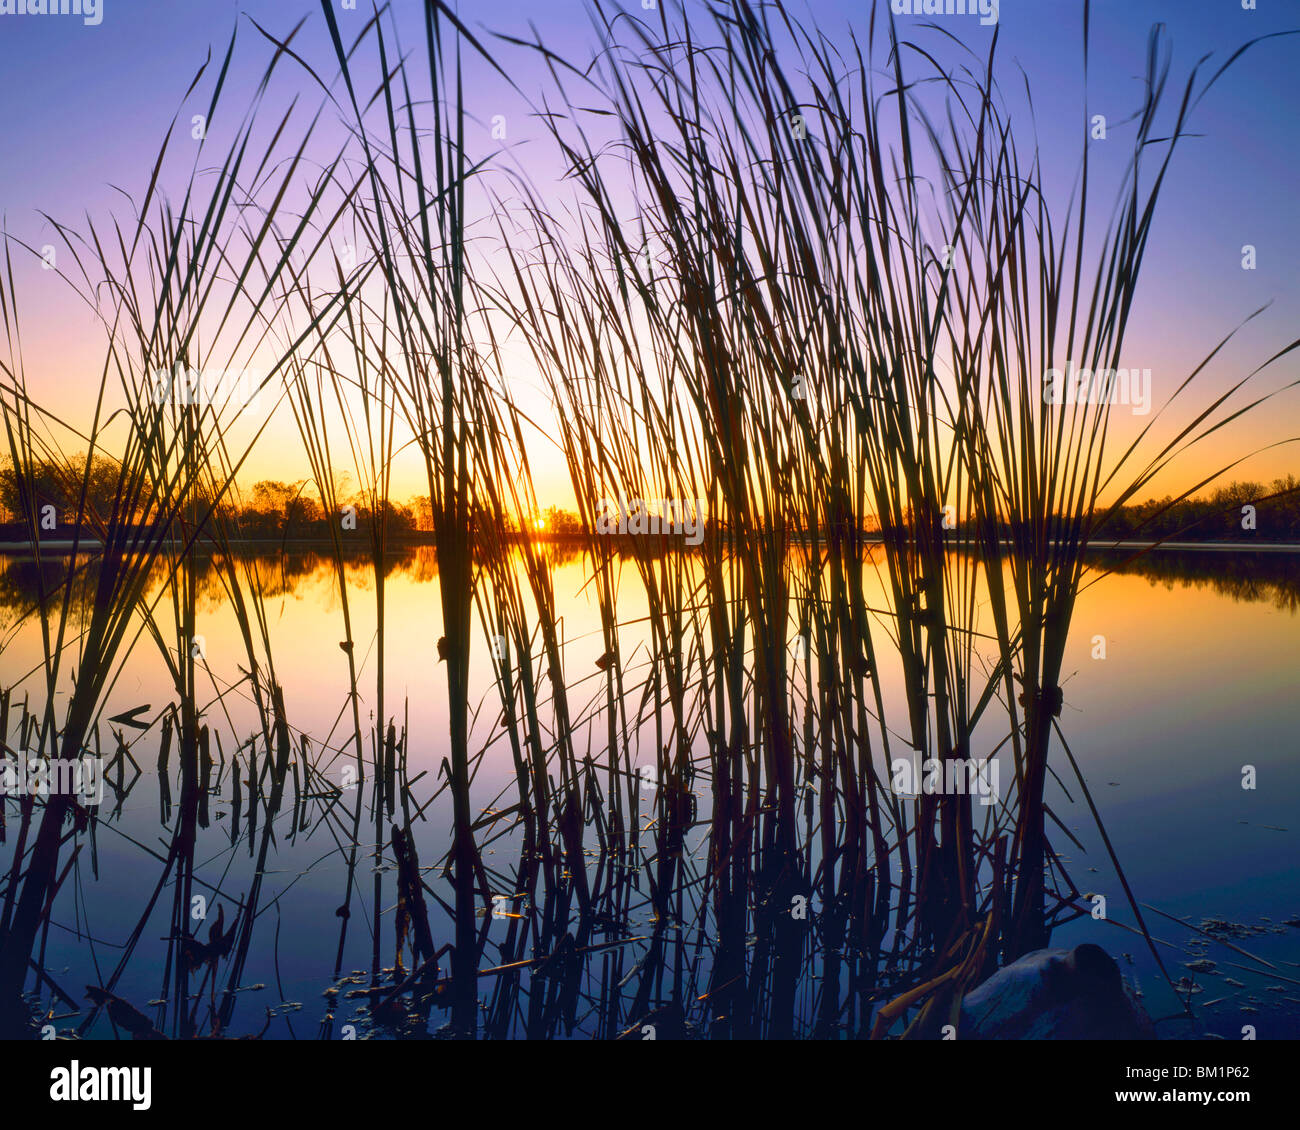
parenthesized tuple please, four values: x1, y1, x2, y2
(7, 280, 1298, 518)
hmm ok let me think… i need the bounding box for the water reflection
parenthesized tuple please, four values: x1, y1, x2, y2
(3, 543, 1295, 622)
(1084, 548, 1300, 613)
(0, 543, 1296, 1040)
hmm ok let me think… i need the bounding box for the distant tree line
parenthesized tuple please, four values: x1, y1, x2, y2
(889, 477, 1300, 543)
(1091, 476, 1300, 543)
(0, 453, 123, 527)
(0, 457, 587, 543)
(227, 480, 429, 540)
(1, 456, 1296, 543)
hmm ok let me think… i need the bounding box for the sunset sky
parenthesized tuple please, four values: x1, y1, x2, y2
(1, 0, 1296, 509)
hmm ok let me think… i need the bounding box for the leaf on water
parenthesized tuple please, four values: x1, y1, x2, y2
(107, 704, 152, 730)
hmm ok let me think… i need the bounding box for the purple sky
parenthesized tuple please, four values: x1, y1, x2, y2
(1, 0, 1297, 507)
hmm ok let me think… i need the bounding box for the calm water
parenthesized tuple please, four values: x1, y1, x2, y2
(1, 546, 1296, 1038)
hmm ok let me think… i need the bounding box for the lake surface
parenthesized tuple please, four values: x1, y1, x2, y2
(1, 545, 1296, 1039)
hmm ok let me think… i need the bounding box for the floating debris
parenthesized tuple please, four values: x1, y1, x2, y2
(1199, 917, 1270, 941)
